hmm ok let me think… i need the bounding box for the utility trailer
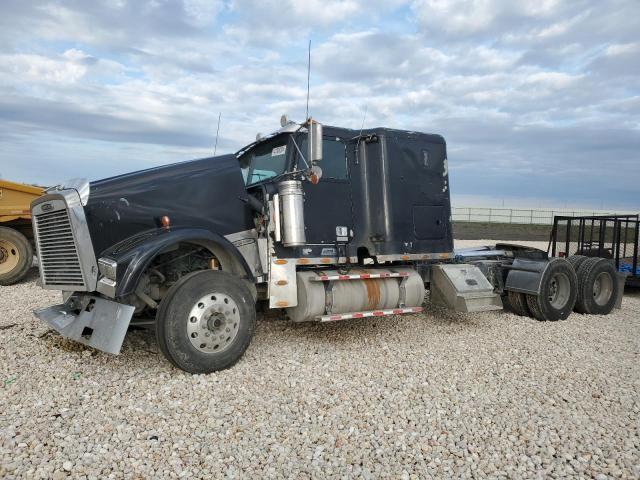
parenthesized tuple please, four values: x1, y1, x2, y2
(30, 118, 622, 373)
(0, 179, 43, 284)
(549, 214, 639, 288)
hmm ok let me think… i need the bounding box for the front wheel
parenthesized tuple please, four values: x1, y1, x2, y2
(155, 270, 256, 373)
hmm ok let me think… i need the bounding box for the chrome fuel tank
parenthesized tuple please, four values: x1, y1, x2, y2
(287, 268, 425, 322)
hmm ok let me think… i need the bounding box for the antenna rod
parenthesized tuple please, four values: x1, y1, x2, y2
(355, 105, 368, 165)
(213, 111, 221, 156)
(305, 39, 311, 120)
(359, 105, 368, 137)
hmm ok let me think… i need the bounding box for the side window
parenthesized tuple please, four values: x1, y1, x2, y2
(298, 136, 348, 180)
(322, 138, 348, 180)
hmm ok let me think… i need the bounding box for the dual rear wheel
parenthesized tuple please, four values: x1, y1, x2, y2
(525, 258, 577, 321)
(506, 258, 577, 321)
(506, 255, 618, 321)
(573, 256, 619, 315)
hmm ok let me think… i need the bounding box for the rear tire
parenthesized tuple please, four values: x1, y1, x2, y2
(155, 270, 256, 373)
(507, 290, 531, 317)
(0, 227, 33, 285)
(526, 258, 577, 321)
(501, 294, 513, 313)
(568, 254, 588, 273)
(574, 257, 618, 315)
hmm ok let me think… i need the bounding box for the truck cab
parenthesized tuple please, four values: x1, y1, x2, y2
(238, 121, 453, 263)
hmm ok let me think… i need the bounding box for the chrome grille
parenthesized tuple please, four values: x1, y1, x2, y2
(34, 208, 85, 288)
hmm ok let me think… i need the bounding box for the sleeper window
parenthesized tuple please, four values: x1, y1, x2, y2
(299, 137, 348, 180)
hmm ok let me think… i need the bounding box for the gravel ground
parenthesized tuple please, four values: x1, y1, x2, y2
(1, 240, 639, 479)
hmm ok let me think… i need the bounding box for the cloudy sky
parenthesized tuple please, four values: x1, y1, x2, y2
(0, 0, 638, 209)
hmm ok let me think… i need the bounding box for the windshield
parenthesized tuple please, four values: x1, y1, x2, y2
(240, 140, 289, 185)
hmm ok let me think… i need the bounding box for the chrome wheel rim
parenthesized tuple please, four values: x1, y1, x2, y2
(593, 272, 613, 306)
(548, 272, 570, 309)
(0, 239, 19, 275)
(187, 293, 241, 353)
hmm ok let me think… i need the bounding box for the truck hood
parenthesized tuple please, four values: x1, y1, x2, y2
(84, 154, 253, 256)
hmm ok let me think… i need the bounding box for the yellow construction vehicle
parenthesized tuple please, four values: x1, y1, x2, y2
(0, 179, 44, 285)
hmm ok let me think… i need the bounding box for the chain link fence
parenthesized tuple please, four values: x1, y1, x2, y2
(452, 207, 637, 226)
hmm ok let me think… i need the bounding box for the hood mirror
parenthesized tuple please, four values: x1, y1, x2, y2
(309, 165, 323, 185)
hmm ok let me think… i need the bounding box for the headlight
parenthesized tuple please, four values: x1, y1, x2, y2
(98, 257, 117, 280)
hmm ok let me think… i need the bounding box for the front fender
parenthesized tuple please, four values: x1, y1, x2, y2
(102, 227, 254, 298)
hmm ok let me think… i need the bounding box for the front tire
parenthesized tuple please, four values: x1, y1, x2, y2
(155, 270, 256, 373)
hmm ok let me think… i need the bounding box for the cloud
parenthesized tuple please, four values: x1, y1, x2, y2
(314, 31, 451, 82)
(0, 0, 638, 209)
(411, 0, 567, 38)
(230, 0, 361, 27)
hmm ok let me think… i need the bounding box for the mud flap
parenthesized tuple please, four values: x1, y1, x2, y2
(504, 258, 549, 295)
(269, 259, 298, 308)
(34, 295, 135, 354)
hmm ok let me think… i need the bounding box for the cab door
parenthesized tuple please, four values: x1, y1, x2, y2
(300, 135, 353, 249)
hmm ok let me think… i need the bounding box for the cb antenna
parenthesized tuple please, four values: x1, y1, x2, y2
(213, 111, 221, 156)
(359, 105, 368, 137)
(355, 105, 368, 165)
(305, 39, 311, 120)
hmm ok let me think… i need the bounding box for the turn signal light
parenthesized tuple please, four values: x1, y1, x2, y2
(161, 215, 171, 229)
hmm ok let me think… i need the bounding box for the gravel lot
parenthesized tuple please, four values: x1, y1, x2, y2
(1, 240, 639, 479)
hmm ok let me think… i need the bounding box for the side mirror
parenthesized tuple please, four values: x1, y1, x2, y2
(307, 119, 323, 163)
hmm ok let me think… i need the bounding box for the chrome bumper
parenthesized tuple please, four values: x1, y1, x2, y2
(34, 294, 135, 355)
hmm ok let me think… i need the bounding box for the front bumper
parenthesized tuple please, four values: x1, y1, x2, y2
(34, 294, 135, 354)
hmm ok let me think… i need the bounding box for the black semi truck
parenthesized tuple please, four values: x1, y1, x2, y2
(30, 118, 622, 373)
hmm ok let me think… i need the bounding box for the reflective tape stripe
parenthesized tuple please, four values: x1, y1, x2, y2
(317, 307, 423, 322)
(311, 272, 410, 282)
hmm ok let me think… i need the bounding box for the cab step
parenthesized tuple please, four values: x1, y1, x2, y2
(317, 306, 423, 322)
